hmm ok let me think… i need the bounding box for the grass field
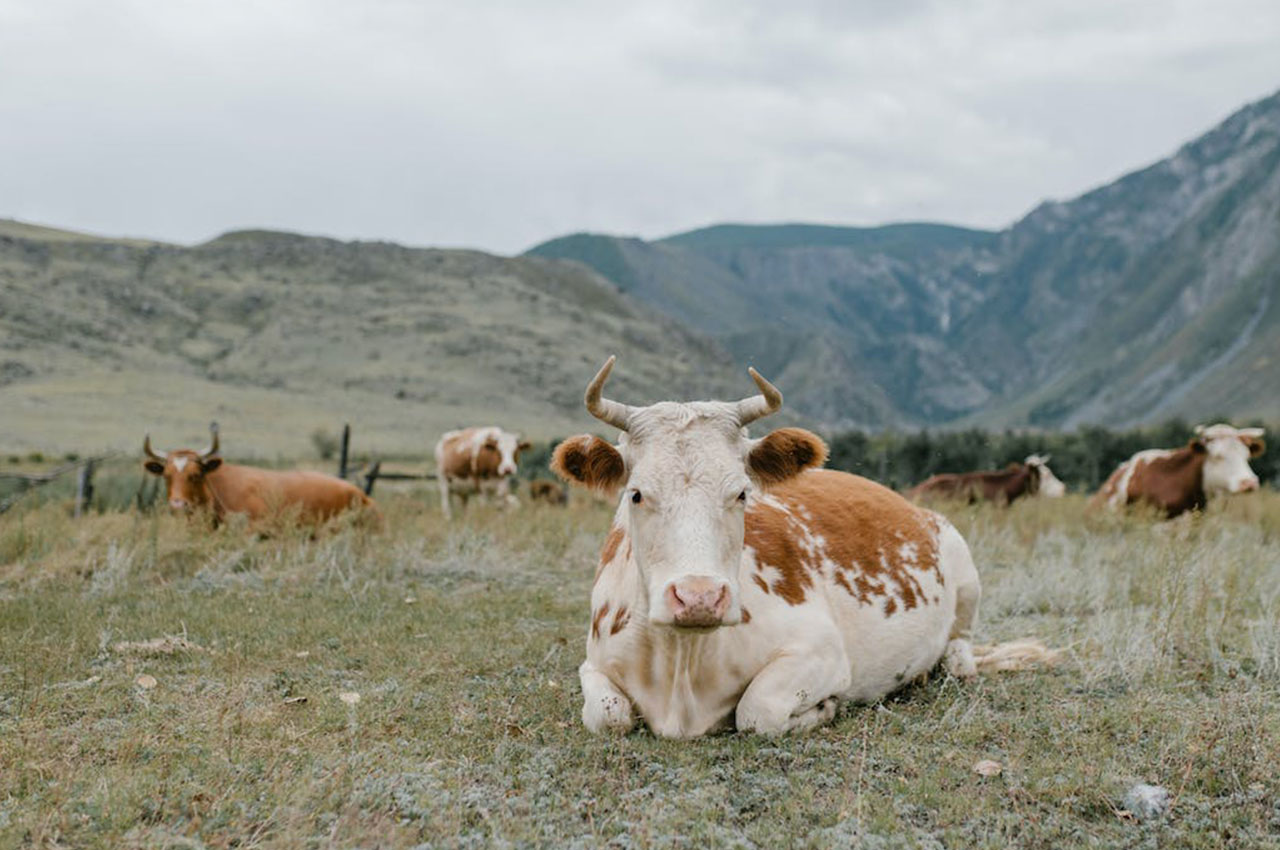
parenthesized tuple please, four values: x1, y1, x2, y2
(1, 472, 1278, 848)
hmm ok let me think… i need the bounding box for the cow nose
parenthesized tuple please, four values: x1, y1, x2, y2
(1239, 478, 1259, 492)
(169, 498, 189, 511)
(498, 464, 516, 476)
(665, 578, 731, 628)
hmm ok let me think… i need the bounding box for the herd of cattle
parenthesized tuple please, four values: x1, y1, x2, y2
(138, 360, 1267, 738)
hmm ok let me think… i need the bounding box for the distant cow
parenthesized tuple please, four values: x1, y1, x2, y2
(529, 479, 568, 505)
(434, 426, 531, 518)
(906, 455, 1066, 505)
(142, 426, 380, 528)
(1092, 423, 1265, 518)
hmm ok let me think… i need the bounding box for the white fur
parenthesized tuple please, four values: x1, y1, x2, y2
(173, 456, 188, 473)
(579, 401, 982, 738)
(1025, 454, 1066, 498)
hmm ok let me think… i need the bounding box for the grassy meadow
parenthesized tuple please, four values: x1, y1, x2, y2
(1, 464, 1279, 848)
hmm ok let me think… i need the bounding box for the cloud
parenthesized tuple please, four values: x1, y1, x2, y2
(1, 0, 1278, 253)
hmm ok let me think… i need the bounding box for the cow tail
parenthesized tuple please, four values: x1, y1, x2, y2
(971, 639, 1063, 673)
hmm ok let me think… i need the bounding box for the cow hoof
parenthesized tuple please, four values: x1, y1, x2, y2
(944, 638, 978, 679)
(582, 695, 634, 734)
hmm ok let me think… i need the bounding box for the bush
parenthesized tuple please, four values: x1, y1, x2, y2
(310, 429, 339, 460)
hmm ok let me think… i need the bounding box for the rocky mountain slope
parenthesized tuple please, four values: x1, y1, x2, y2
(530, 90, 1280, 429)
(0, 224, 741, 455)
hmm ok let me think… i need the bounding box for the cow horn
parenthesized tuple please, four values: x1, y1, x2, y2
(200, 421, 220, 459)
(585, 356, 636, 431)
(1239, 427, 1265, 438)
(143, 434, 165, 461)
(735, 367, 783, 426)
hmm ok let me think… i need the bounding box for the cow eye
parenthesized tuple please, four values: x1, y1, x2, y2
(737, 490, 748, 502)
(631, 490, 643, 505)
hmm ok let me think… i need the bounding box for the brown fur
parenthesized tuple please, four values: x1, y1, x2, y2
(747, 428, 828, 487)
(591, 602, 612, 640)
(144, 451, 379, 528)
(529, 479, 568, 505)
(551, 435, 627, 494)
(906, 463, 1039, 505)
(748, 469, 942, 611)
(1244, 435, 1266, 458)
(1092, 442, 1209, 518)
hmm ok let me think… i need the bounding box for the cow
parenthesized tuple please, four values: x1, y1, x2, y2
(529, 479, 569, 506)
(551, 357, 1048, 739)
(906, 454, 1066, 505)
(433, 426, 531, 518)
(1091, 423, 1265, 518)
(142, 425, 381, 529)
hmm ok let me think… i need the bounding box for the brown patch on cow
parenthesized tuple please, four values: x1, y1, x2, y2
(1126, 447, 1209, 518)
(740, 607, 752, 624)
(907, 463, 1038, 506)
(751, 574, 770, 594)
(1243, 435, 1266, 458)
(552, 435, 627, 494)
(438, 428, 514, 482)
(609, 606, 630, 635)
(884, 598, 898, 616)
(591, 602, 611, 640)
(745, 469, 942, 612)
(747, 428, 828, 488)
(595, 526, 627, 584)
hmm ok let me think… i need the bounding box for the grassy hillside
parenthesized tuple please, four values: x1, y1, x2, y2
(0, 223, 744, 457)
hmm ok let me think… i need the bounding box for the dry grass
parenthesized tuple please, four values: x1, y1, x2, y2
(1, 487, 1278, 848)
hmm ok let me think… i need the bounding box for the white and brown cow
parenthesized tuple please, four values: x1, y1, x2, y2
(907, 454, 1066, 505)
(434, 426, 531, 518)
(1092, 423, 1265, 518)
(551, 357, 1035, 739)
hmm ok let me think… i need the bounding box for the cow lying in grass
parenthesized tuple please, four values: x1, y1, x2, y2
(553, 357, 1049, 738)
(142, 426, 381, 530)
(1092, 423, 1265, 518)
(906, 455, 1066, 505)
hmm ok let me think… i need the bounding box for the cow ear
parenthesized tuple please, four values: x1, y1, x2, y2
(1189, 438, 1207, 454)
(143, 460, 165, 476)
(747, 428, 828, 487)
(551, 435, 625, 494)
(518, 440, 532, 452)
(1244, 436, 1265, 458)
(201, 457, 222, 473)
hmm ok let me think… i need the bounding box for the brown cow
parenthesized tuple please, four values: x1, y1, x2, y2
(434, 426, 531, 518)
(529, 479, 568, 505)
(1092, 423, 1265, 518)
(142, 426, 380, 529)
(906, 455, 1066, 505)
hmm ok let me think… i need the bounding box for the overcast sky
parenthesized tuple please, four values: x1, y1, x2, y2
(3, 0, 1280, 254)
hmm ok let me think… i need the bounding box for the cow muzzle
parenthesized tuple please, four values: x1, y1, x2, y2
(662, 577, 732, 628)
(168, 498, 191, 512)
(498, 463, 517, 477)
(1237, 477, 1259, 493)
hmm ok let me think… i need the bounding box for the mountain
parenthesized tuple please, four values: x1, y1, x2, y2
(0, 222, 742, 455)
(528, 90, 1280, 429)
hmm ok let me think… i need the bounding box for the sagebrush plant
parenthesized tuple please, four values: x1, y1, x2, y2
(1, 485, 1277, 848)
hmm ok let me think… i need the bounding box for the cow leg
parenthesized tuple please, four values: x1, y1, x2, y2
(941, 523, 980, 678)
(438, 475, 453, 519)
(735, 648, 849, 735)
(579, 660, 634, 734)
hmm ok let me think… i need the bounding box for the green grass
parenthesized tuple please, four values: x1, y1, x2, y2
(1, 489, 1278, 848)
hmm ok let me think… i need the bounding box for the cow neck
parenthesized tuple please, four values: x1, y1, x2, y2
(202, 464, 233, 515)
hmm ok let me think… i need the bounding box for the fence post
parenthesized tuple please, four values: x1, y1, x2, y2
(75, 459, 95, 518)
(363, 460, 381, 496)
(338, 423, 351, 480)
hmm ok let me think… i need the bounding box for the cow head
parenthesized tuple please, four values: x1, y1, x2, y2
(1024, 454, 1066, 497)
(142, 425, 223, 514)
(1192, 424, 1265, 495)
(478, 429, 531, 478)
(553, 357, 826, 630)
